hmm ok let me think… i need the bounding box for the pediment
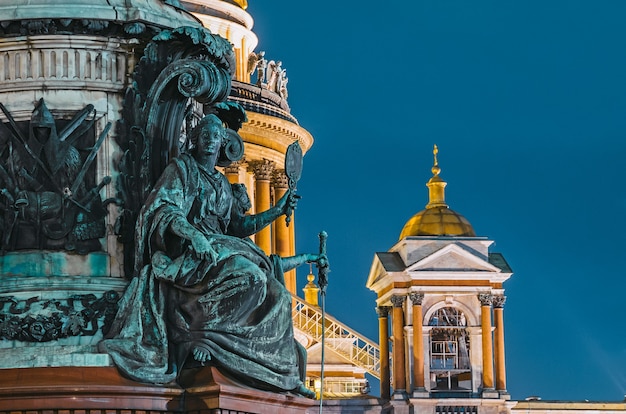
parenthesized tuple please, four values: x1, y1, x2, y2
(366, 252, 404, 289)
(406, 244, 500, 273)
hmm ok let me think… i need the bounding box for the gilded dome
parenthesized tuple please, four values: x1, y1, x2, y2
(399, 206, 475, 238)
(399, 145, 476, 239)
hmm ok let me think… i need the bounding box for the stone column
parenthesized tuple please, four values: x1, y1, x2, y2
(377, 306, 392, 401)
(224, 160, 243, 184)
(249, 159, 274, 254)
(390, 295, 407, 397)
(272, 169, 294, 292)
(478, 293, 494, 391)
(493, 294, 507, 393)
(409, 292, 425, 393)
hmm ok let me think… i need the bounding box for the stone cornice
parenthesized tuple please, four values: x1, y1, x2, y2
(0, 1, 199, 32)
(239, 111, 314, 156)
(182, 0, 253, 29)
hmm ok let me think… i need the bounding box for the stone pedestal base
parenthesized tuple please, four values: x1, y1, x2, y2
(482, 388, 500, 399)
(0, 366, 318, 414)
(412, 388, 430, 398)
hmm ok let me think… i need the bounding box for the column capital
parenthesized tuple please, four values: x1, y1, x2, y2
(376, 306, 392, 318)
(390, 295, 406, 308)
(492, 294, 507, 308)
(478, 293, 493, 306)
(249, 159, 275, 180)
(408, 292, 424, 306)
(271, 168, 289, 188)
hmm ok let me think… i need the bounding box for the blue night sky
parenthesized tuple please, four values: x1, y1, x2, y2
(246, 1, 626, 402)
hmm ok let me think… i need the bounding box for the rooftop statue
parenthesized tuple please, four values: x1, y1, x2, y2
(247, 50, 266, 86)
(267, 60, 282, 93)
(100, 114, 324, 398)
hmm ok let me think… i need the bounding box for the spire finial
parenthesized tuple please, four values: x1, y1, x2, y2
(426, 144, 448, 208)
(303, 263, 320, 306)
(432, 144, 441, 176)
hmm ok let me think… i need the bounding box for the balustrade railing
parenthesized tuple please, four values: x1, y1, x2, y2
(292, 295, 382, 379)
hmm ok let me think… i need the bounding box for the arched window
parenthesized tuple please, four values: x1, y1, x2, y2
(429, 307, 471, 393)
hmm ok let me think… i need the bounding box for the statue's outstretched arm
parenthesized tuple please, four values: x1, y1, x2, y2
(270, 253, 327, 286)
(280, 253, 328, 272)
(281, 254, 314, 272)
(228, 190, 296, 238)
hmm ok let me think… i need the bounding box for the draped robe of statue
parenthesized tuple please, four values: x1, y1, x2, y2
(100, 153, 304, 391)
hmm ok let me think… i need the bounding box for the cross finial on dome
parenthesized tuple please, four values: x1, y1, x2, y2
(432, 144, 441, 176)
(426, 144, 447, 208)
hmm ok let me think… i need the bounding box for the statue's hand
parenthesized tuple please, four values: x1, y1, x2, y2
(307, 253, 329, 269)
(191, 234, 218, 265)
(275, 189, 299, 216)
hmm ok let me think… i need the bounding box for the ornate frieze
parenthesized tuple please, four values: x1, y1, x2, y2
(0, 19, 129, 37)
(0, 290, 119, 342)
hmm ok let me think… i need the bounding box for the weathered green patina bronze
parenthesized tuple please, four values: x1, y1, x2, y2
(284, 140, 303, 226)
(0, 99, 112, 253)
(114, 26, 236, 277)
(100, 115, 323, 398)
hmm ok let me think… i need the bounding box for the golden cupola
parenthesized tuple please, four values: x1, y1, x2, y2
(399, 145, 476, 239)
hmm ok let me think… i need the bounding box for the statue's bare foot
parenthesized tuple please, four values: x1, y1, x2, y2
(192, 344, 212, 364)
(293, 382, 316, 399)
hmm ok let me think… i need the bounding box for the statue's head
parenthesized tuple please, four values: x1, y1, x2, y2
(188, 114, 244, 167)
(30, 98, 56, 144)
(189, 114, 224, 148)
(188, 114, 225, 167)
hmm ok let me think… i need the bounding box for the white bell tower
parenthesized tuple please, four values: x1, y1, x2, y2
(367, 146, 513, 407)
